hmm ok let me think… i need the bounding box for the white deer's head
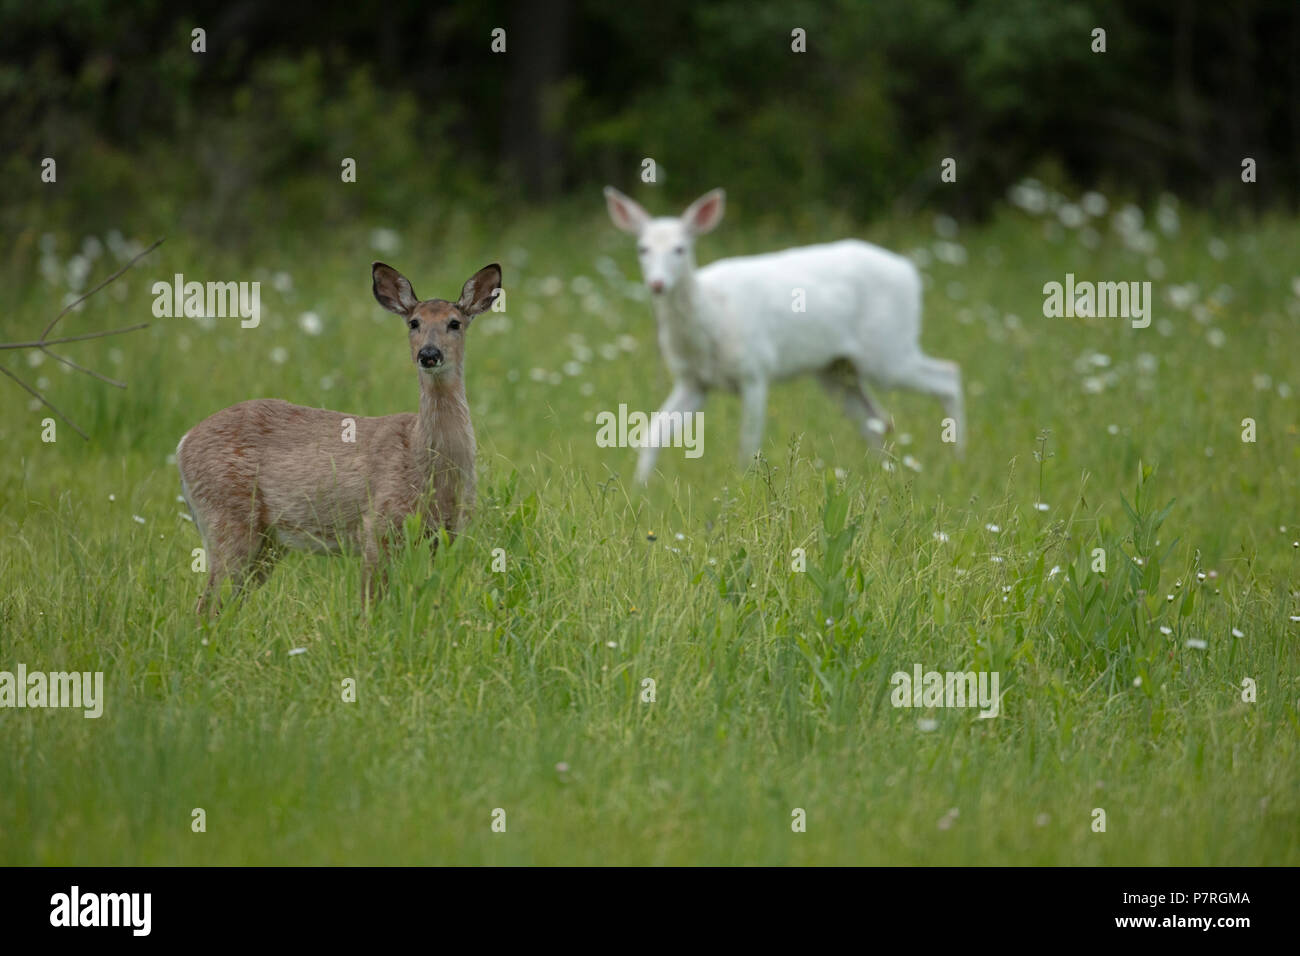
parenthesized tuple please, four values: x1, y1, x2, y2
(604, 187, 725, 295)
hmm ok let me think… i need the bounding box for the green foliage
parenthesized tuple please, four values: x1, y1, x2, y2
(2, 197, 1297, 863)
(806, 476, 860, 623)
(3, 0, 1297, 236)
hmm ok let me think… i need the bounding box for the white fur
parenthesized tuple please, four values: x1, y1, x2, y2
(605, 187, 966, 484)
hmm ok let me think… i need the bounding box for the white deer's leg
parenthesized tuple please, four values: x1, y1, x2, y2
(636, 382, 705, 484)
(893, 355, 966, 456)
(737, 378, 769, 468)
(818, 362, 890, 449)
(855, 380, 892, 444)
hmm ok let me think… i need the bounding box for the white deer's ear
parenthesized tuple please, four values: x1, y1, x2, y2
(372, 262, 419, 316)
(457, 263, 502, 317)
(682, 189, 725, 235)
(604, 186, 651, 235)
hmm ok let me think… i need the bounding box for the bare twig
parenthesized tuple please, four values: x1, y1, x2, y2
(38, 349, 128, 388)
(2, 237, 163, 440)
(0, 324, 152, 350)
(41, 237, 164, 341)
(0, 365, 90, 440)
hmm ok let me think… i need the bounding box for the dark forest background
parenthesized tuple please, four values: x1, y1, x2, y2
(3, 0, 1298, 238)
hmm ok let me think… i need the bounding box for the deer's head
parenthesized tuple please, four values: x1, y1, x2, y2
(604, 187, 725, 296)
(372, 262, 501, 381)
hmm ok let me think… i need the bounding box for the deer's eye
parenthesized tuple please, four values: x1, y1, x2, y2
(637, 245, 648, 254)
(408, 319, 419, 330)
(673, 246, 684, 254)
(448, 319, 461, 331)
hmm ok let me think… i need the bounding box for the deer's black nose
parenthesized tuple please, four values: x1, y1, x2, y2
(418, 346, 443, 368)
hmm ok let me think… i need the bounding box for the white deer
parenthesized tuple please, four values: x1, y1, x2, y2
(605, 187, 965, 484)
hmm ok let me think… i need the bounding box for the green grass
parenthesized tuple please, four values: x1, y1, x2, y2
(1, 195, 1297, 864)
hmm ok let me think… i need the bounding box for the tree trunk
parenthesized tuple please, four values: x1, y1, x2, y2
(503, 0, 571, 198)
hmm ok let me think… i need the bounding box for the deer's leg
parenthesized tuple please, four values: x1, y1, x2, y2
(737, 378, 769, 468)
(891, 355, 965, 457)
(819, 360, 890, 450)
(245, 538, 280, 590)
(635, 382, 706, 485)
(195, 511, 271, 618)
(360, 516, 390, 608)
(196, 571, 222, 618)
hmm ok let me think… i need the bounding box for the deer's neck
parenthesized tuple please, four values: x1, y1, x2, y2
(652, 267, 718, 383)
(413, 374, 473, 478)
(656, 268, 703, 325)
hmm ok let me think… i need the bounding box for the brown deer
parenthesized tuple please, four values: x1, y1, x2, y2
(177, 261, 501, 616)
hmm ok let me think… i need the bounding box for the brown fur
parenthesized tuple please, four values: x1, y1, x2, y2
(177, 262, 501, 616)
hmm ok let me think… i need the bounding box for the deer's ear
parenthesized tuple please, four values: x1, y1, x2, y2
(682, 188, 725, 235)
(457, 263, 502, 317)
(605, 186, 650, 235)
(372, 262, 419, 316)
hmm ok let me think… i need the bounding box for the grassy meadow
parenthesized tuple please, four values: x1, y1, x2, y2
(1, 190, 1298, 864)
